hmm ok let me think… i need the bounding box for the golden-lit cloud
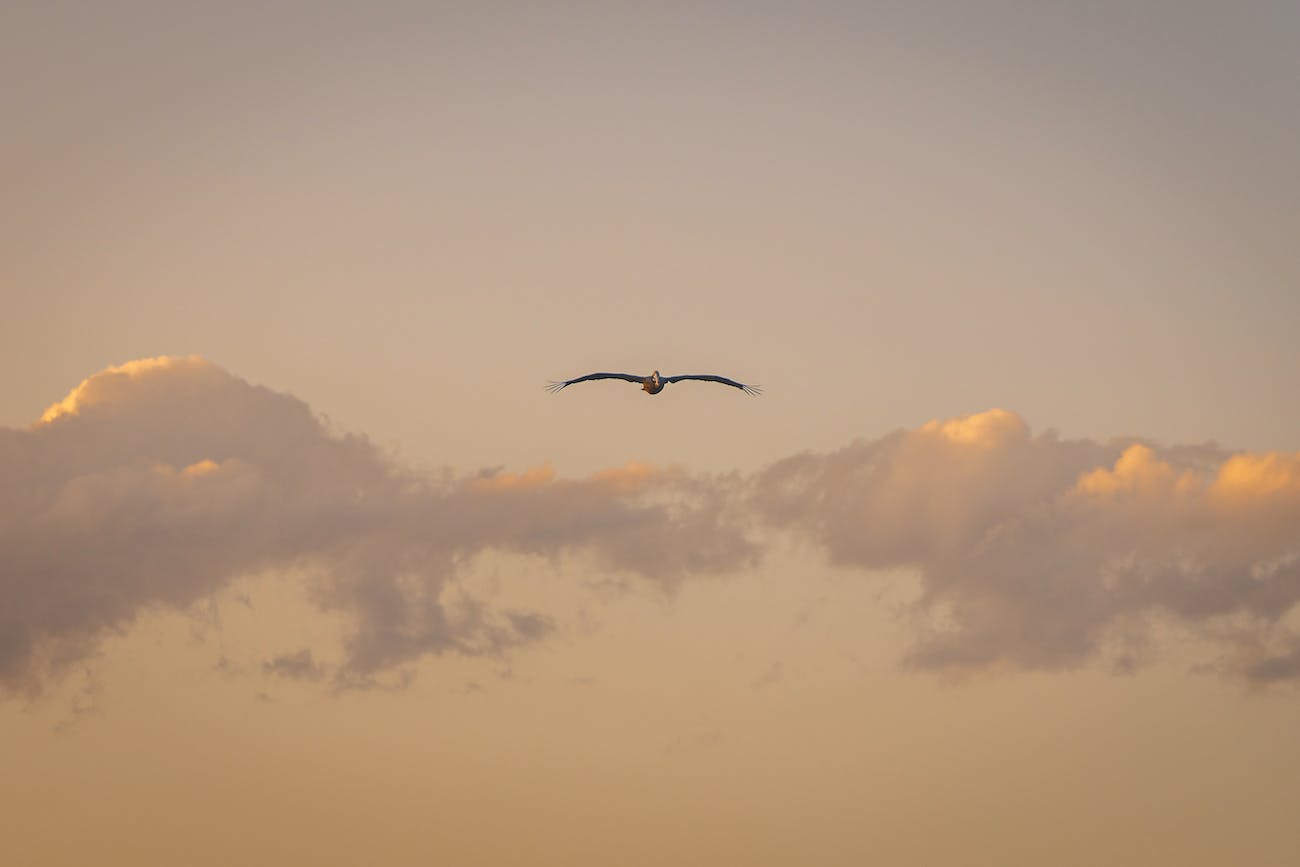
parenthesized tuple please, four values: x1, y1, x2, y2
(36, 355, 206, 424)
(1211, 451, 1300, 500)
(919, 407, 1028, 447)
(1075, 444, 1199, 497)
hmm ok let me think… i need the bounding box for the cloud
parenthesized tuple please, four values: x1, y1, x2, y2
(753, 409, 1300, 682)
(262, 648, 325, 681)
(0, 357, 758, 695)
(6, 361, 1299, 695)
(1241, 642, 1300, 684)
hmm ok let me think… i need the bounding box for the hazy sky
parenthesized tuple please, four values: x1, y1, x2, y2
(4, 3, 1300, 865)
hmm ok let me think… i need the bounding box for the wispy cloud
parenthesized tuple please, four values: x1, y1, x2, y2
(262, 648, 326, 682)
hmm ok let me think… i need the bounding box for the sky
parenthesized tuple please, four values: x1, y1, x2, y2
(3, 2, 1300, 865)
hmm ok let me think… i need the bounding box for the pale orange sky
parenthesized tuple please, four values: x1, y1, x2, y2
(4, 3, 1300, 866)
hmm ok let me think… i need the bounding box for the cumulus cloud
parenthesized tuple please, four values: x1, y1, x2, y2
(0, 357, 757, 694)
(753, 409, 1300, 682)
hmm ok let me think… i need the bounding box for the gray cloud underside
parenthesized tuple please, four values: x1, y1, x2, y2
(4, 360, 1299, 694)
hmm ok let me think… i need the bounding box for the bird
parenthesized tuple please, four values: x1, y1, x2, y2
(546, 369, 761, 396)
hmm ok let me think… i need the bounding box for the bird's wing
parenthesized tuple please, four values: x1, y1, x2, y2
(546, 372, 645, 392)
(663, 374, 762, 396)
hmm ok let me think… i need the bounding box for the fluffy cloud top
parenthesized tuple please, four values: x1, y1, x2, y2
(0, 357, 756, 693)
(4, 360, 1299, 695)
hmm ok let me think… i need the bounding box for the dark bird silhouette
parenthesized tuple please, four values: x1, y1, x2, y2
(547, 369, 761, 396)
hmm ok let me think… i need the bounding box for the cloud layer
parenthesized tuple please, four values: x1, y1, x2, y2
(4, 359, 1299, 694)
(0, 357, 755, 693)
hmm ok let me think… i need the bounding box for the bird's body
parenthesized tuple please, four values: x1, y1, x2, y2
(547, 369, 761, 396)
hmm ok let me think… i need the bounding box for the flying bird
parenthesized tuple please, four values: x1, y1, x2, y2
(547, 369, 761, 396)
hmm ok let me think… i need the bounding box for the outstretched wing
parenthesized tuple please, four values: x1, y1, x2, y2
(546, 372, 645, 393)
(663, 374, 762, 396)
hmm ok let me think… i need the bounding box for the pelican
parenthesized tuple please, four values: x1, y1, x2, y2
(546, 370, 761, 396)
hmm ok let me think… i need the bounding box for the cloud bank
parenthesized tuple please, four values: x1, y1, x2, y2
(0, 357, 755, 694)
(3, 358, 1299, 694)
